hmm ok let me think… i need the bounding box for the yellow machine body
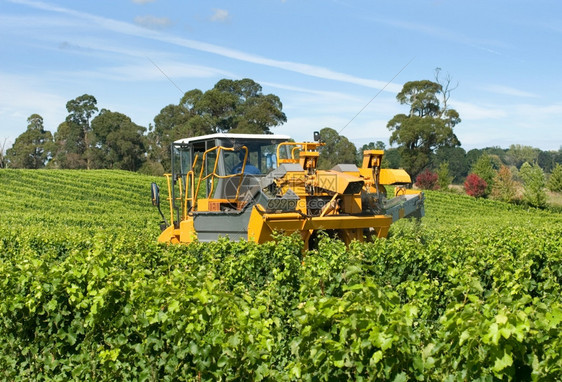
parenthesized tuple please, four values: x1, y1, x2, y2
(152, 133, 424, 250)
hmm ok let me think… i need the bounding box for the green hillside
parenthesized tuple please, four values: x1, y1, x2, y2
(1, 169, 559, 236)
(424, 190, 562, 227)
(0, 169, 162, 232)
(1, 169, 561, 381)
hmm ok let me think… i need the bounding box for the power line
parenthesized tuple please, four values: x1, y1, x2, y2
(339, 57, 415, 135)
(146, 56, 185, 95)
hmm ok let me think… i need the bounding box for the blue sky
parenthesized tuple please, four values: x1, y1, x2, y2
(1, 0, 561, 151)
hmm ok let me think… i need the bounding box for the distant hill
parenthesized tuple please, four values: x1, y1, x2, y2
(0, 169, 163, 234)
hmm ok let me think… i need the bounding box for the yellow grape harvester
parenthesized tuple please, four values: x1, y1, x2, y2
(150, 132, 424, 250)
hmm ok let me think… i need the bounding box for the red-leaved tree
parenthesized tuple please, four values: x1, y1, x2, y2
(415, 169, 440, 190)
(464, 173, 487, 198)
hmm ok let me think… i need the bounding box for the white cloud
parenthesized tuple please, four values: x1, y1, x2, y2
(453, 101, 562, 150)
(483, 85, 539, 98)
(261, 81, 363, 103)
(452, 101, 507, 120)
(0, 14, 82, 29)
(57, 62, 234, 83)
(371, 17, 507, 54)
(132, 0, 156, 3)
(0, 73, 68, 142)
(281, 115, 392, 145)
(261, 81, 403, 144)
(262, 80, 401, 116)
(7, 0, 401, 93)
(134, 15, 171, 29)
(210, 9, 230, 23)
(525, 103, 562, 115)
(511, 103, 562, 123)
(58, 41, 83, 50)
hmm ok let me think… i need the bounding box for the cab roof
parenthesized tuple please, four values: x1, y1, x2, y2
(174, 133, 291, 145)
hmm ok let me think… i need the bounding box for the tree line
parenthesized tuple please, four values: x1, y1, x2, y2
(2, 79, 286, 174)
(3, 75, 562, 188)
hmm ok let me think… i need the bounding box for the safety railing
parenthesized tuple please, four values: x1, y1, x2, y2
(181, 154, 198, 220)
(194, 145, 248, 205)
(276, 141, 324, 165)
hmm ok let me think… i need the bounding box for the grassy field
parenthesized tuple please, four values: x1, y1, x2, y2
(1, 169, 561, 381)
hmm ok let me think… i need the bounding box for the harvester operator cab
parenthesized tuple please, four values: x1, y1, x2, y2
(165, 133, 291, 219)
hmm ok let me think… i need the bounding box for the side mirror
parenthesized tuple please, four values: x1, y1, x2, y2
(151, 182, 160, 206)
(313, 131, 321, 142)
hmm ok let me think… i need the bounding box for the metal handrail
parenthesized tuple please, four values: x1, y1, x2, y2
(194, 145, 248, 205)
(182, 154, 199, 218)
(276, 141, 325, 165)
(164, 173, 174, 226)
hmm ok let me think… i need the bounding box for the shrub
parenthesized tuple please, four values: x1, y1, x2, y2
(415, 169, 439, 190)
(491, 166, 517, 203)
(510, 165, 521, 182)
(464, 173, 487, 198)
(138, 160, 165, 176)
(520, 162, 547, 208)
(471, 154, 495, 195)
(437, 162, 453, 190)
(548, 163, 562, 192)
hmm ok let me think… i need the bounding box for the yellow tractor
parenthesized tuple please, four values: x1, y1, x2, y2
(151, 132, 424, 250)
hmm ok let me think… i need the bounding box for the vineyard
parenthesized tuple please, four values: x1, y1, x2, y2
(1, 169, 562, 381)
